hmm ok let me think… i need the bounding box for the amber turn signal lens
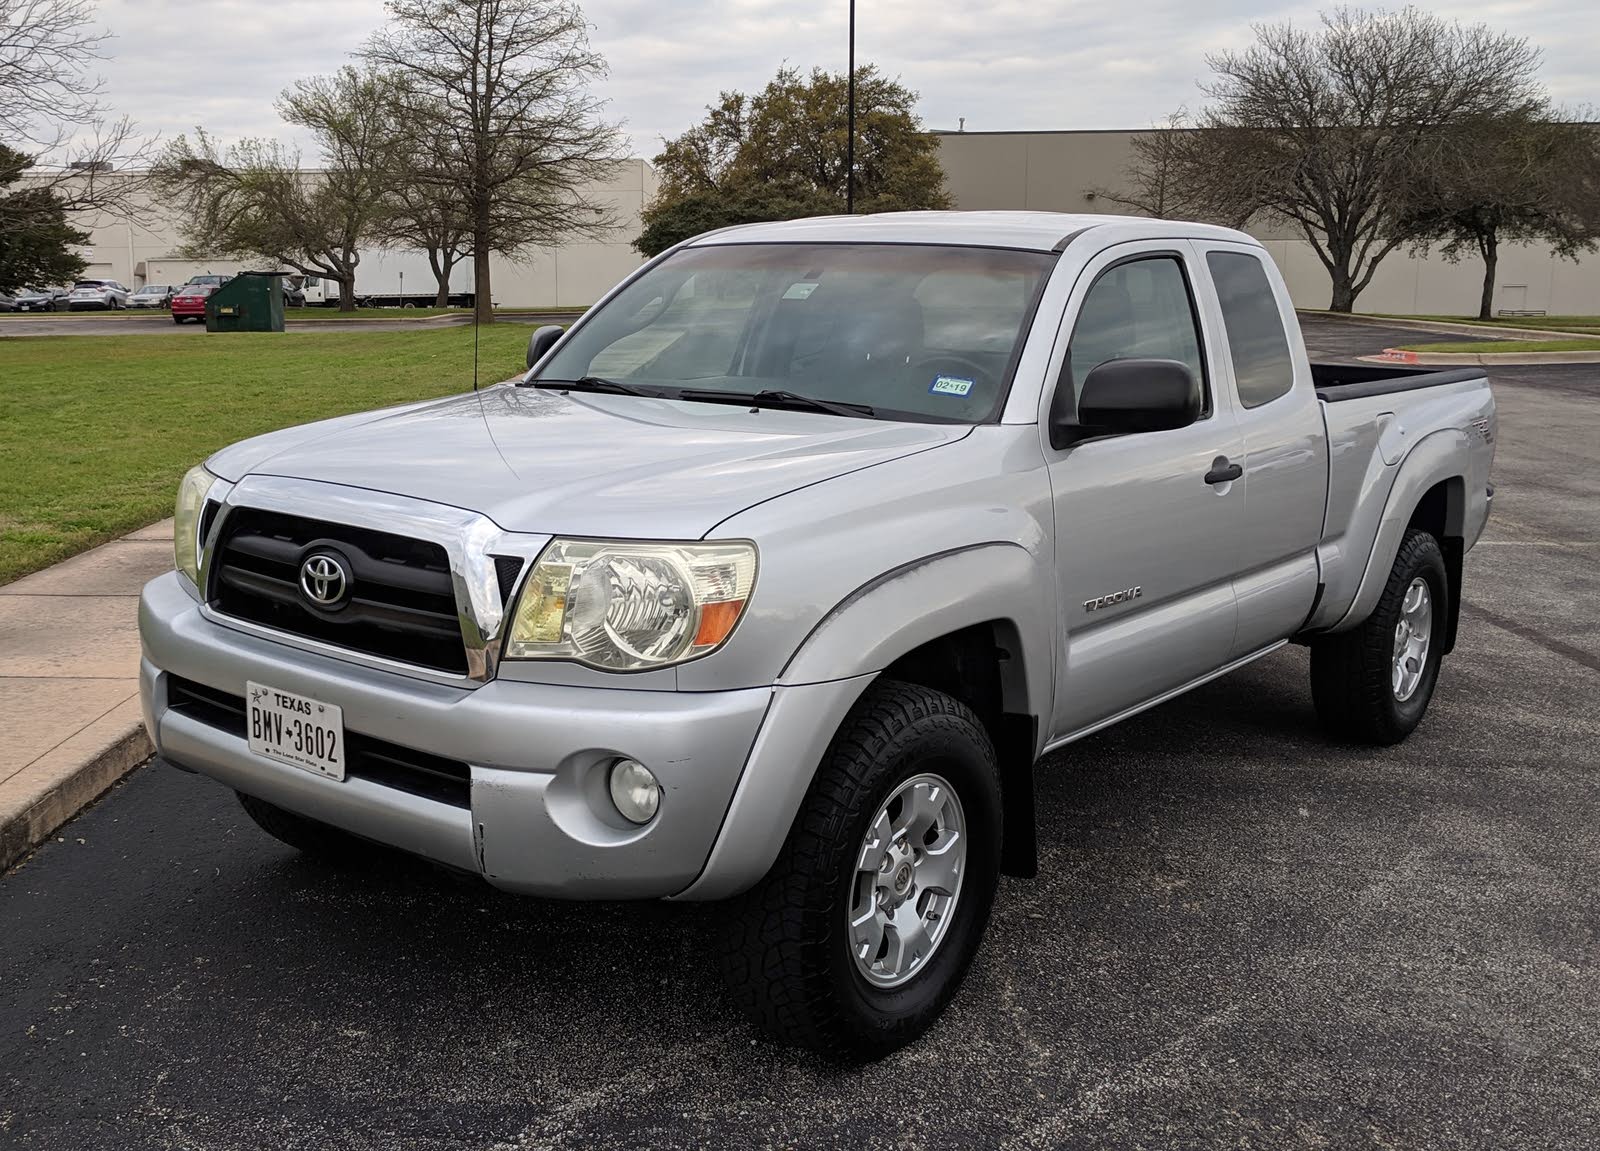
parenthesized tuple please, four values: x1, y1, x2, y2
(693, 599, 747, 648)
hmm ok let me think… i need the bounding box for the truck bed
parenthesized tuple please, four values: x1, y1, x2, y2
(1312, 362, 1486, 403)
(1305, 361, 1496, 636)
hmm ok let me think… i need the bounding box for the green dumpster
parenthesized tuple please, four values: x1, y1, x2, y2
(206, 271, 286, 333)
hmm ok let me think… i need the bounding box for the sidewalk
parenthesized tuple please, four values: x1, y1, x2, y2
(0, 521, 170, 870)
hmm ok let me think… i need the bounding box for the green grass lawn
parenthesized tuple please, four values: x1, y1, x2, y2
(1397, 337, 1600, 354)
(6, 306, 585, 321)
(0, 325, 532, 584)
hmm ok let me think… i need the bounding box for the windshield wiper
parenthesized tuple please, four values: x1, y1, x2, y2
(679, 388, 876, 419)
(523, 375, 666, 397)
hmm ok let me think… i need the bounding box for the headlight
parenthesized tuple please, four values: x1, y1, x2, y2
(173, 464, 217, 589)
(505, 539, 757, 670)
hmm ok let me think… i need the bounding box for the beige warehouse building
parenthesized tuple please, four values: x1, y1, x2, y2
(45, 160, 658, 308)
(935, 129, 1600, 316)
(41, 132, 1600, 314)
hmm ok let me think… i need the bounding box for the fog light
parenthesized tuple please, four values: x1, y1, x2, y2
(608, 758, 660, 824)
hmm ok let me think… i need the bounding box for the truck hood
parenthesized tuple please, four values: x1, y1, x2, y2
(208, 384, 969, 539)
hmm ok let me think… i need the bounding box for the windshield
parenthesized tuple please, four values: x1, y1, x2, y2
(533, 242, 1056, 422)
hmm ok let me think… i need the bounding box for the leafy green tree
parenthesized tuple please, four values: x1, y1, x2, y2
(0, 143, 87, 292)
(638, 64, 950, 256)
(1405, 113, 1600, 319)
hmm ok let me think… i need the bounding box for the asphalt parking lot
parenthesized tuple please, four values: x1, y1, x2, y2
(2, 315, 1596, 1150)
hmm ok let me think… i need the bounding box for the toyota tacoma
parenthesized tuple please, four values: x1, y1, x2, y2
(139, 212, 1496, 1056)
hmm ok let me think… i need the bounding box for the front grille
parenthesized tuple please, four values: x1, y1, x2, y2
(209, 507, 467, 675)
(491, 554, 525, 603)
(166, 676, 472, 808)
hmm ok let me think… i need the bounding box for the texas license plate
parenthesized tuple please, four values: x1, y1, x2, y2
(246, 682, 345, 780)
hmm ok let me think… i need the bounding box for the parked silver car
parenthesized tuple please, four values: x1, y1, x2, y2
(129, 284, 175, 309)
(140, 212, 1496, 1056)
(66, 279, 131, 310)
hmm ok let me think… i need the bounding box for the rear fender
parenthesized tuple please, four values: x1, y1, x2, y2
(1322, 429, 1468, 634)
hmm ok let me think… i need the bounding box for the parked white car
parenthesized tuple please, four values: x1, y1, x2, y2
(66, 279, 131, 310)
(129, 284, 175, 309)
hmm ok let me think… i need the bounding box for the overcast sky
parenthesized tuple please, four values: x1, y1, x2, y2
(87, 0, 1600, 162)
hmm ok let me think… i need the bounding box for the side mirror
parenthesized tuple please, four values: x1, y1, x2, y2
(526, 324, 565, 369)
(1050, 358, 1201, 448)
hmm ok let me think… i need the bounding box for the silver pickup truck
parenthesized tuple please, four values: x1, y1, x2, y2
(139, 212, 1495, 1056)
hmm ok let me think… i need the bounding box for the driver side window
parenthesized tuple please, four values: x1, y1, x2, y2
(1065, 256, 1208, 410)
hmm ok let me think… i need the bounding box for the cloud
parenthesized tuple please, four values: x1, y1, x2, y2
(81, 0, 1600, 164)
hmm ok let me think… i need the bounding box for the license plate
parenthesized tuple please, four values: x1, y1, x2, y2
(246, 682, 345, 780)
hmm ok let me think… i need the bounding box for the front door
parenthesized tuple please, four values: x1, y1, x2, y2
(1043, 242, 1245, 740)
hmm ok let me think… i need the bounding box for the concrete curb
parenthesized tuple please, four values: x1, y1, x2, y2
(1297, 310, 1595, 342)
(0, 704, 151, 872)
(1360, 349, 1600, 367)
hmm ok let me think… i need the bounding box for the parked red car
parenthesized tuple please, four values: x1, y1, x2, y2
(170, 284, 216, 324)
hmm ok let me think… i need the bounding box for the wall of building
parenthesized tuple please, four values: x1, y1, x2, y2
(42, 160, 656, 307)
(935, 130, 1600, 316)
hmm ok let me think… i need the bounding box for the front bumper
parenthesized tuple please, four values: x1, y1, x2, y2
(140, 571, 790, 899)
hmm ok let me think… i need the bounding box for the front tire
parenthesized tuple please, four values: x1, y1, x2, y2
(1311, 528, 1448, 745)
(720, 680, 1003, 1058)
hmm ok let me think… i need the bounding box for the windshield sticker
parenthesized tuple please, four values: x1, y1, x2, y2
(782, 281, 820, 300)
(929, 375, 974, 397)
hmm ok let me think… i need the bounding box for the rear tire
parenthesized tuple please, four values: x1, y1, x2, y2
(719, 680, 1003, 1058)
(1310, 529, 1448, 745)
(236, 791, 370, 863)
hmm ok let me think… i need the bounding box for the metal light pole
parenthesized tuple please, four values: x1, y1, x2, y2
(846, 0, 855, 214)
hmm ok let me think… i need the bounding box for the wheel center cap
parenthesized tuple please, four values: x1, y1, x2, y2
(879, 839, 917, 908)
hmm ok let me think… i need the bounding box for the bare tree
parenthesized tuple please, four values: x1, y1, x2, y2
(0, 0, 154, 228)
(1131, 8, 1547, 312)
(364, 0, 627, 322)
(155, 68, 398, 311)
(377, 110, 475, 305)
(1405, 114, 1600, 319)
(1094, 112, 1191, 217)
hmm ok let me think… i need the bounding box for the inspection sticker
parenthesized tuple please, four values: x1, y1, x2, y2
(782, 281, 820, 300)
(929, 375, 974, 396)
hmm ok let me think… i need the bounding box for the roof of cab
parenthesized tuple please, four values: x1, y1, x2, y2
(682, 210, 1261, 252)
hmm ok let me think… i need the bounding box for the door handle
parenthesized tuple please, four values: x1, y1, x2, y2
(1204, 456, 1243, 485)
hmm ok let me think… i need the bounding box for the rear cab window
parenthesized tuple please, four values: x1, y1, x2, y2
(1205, 251, 1294, 408)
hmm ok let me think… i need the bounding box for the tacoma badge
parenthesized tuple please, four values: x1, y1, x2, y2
(1084, 586, 1142, 612)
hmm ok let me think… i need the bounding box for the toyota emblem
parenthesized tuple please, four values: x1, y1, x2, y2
(299, 553, 350, 607)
